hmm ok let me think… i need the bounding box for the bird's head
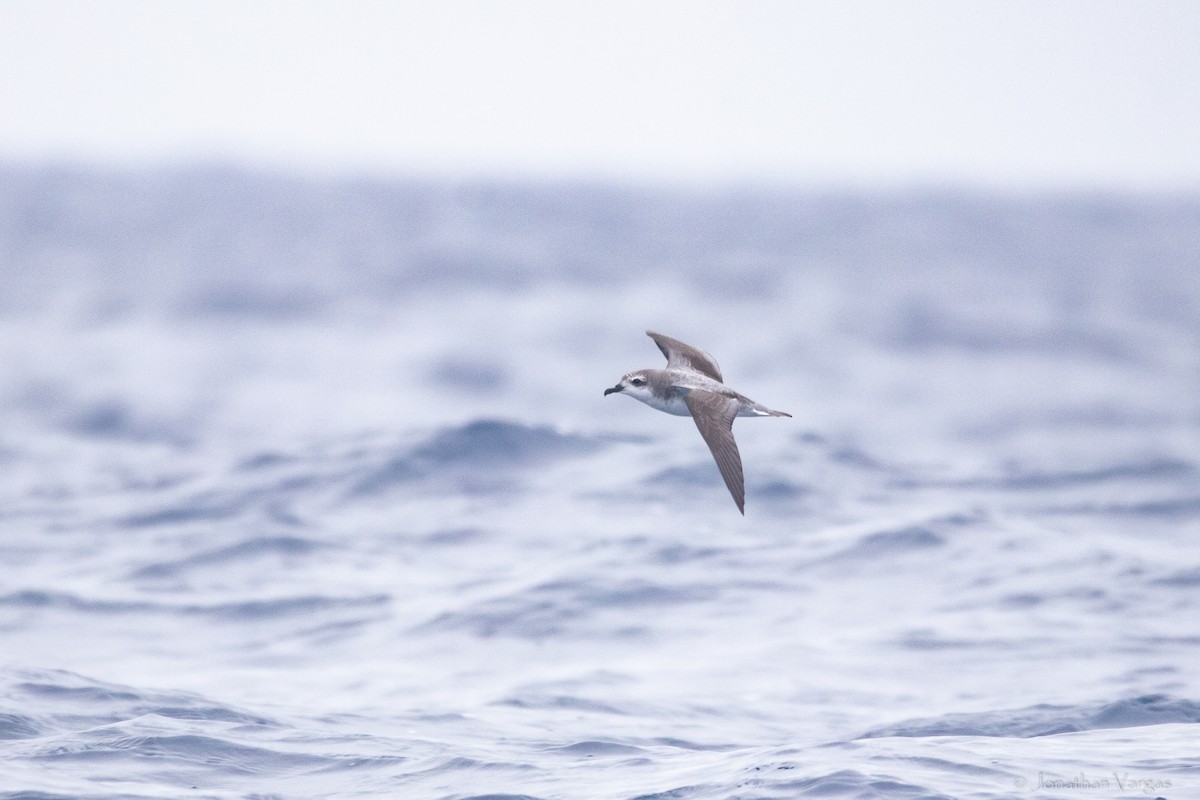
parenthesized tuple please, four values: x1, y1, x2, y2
(603, 372, 653, 401)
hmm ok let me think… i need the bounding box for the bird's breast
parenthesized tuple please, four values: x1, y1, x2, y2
(637, 392, 693, 416)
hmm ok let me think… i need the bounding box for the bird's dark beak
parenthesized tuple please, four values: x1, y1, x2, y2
(604, 384, 622, 396)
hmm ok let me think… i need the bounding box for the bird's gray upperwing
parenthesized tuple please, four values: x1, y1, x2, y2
(684, 390, 745, 514)
(646, 331, 723, 382)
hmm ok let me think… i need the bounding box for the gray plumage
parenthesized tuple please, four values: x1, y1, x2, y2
(604, 331, 791, 514)
(647, 331, 724, 382)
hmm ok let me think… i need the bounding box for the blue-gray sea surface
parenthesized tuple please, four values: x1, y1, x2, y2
(1, 165, 1197, 799)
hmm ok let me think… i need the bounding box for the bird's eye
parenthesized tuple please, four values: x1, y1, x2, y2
(630, 377, 646, 386)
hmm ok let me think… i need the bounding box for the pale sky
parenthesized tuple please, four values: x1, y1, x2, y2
(2, 0, 1199, 187)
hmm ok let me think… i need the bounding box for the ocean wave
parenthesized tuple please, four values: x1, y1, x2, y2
(860, 694, 1200, 739)
(549, 740, 647, 757)
(129, 535, 325, 579)
(3, 668, 272, 736)
(990, 458, 1195, 491)
(828, 526, 946, 560)
(100, 419, 611, 536)
(887, 303, 1143, 363)
(414, 577, 718, 640)
(1033, 494, 1200, 520)
(0, 713, 40, 741)
(897, 456, 1195, 493)
(118, 491, 251, 529)
(496, 693, 629, 716)
(0, 589, 387, 620)
(351, 418, 607, 497)
(646, 465, 810, 509)
(410, 419, 604, 467)
(810, 516, 975, 568)
(1151, 567, 1200, 587)
(0, 667, 418, 797)
(760, 768, 954, 800)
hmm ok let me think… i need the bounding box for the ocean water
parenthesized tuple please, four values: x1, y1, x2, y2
(0, 165, 1197, 799)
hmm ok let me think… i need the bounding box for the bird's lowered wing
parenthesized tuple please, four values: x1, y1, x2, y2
(684, 390, 745, 514)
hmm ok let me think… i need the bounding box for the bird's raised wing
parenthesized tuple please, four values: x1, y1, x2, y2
(684, 390, 744, 514)
(647, 331, 723, 382)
